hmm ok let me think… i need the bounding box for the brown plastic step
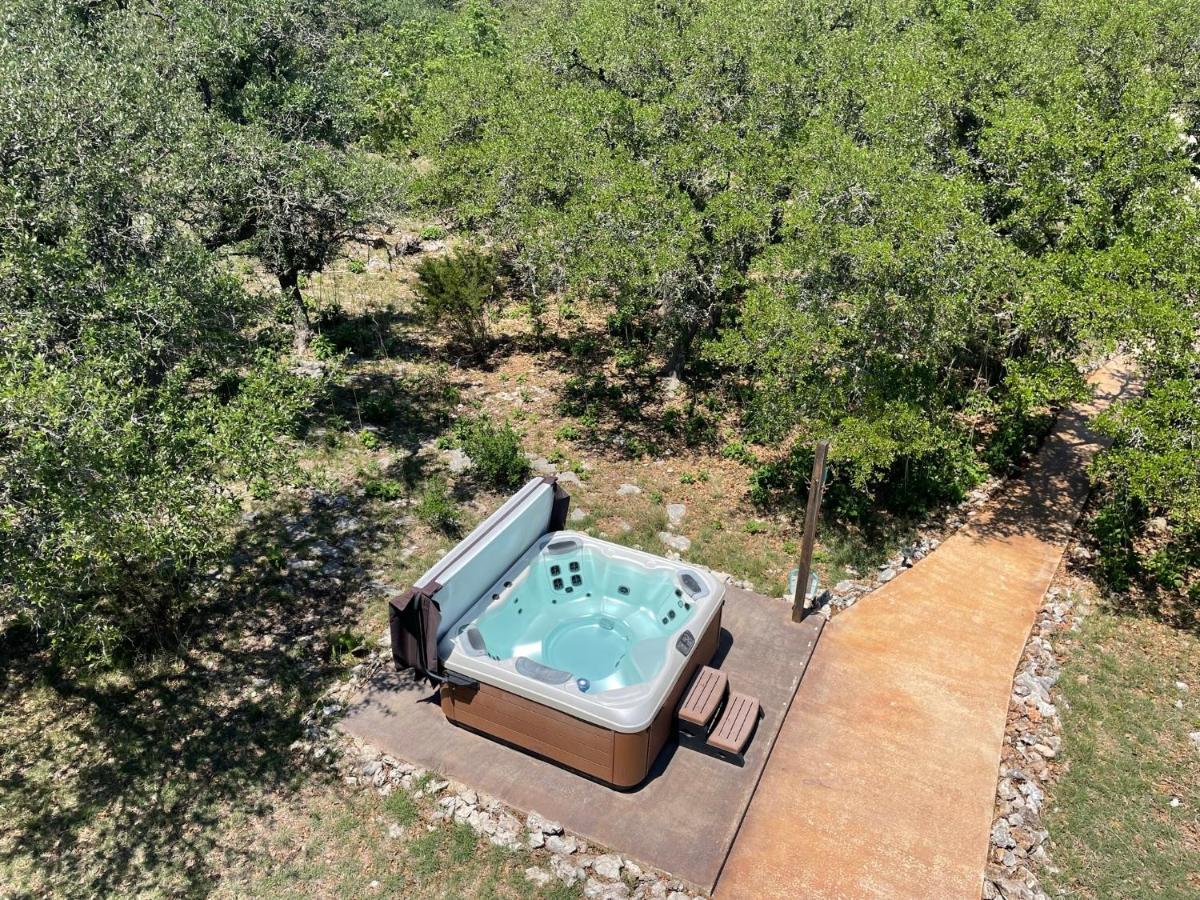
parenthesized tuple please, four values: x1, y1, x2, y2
(678, 666, 728, 727)
(707, 692, 761, 755)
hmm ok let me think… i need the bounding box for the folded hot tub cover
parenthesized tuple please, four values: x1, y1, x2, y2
(389, 585, 441, 682)
(389, 476, 569, 683)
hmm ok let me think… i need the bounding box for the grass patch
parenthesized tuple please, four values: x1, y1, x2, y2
(1043, 610, 1200, 898)
(689, 521, 791, 596)
(383, 790, 420, 827)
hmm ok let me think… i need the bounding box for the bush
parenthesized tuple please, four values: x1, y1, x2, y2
(1089, 370, 1200, 620)
(414, 248, 501, 361)
(415, 479, 461, 535)
(452, 416, 531, 489)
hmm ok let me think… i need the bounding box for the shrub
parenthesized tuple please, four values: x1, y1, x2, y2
(419, 224, 446, 240)
(347, 259, 367, 274)
(1089, 370, 1200, 620)
(452, 416, 530, 489)
(414, 248, 500, 361)
(415, 479, 461, 535)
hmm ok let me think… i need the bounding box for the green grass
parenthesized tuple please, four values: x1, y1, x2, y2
(815, 518, 921, 583)
(383, 789, 420, 826)
(217, 784, 578, 899)
(689, 520, 790, 596)
(1042, 611, 1200, 898)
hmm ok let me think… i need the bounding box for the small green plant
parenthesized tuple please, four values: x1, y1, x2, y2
(309, 333, 339, 360)
(624, 436, 650, 457)
(743, 520, 768, 535)
(326, 628, 368, 665)
(419, 224, 446, 240)
(722, 440, 758, 466)
(414, 248, 501, 361)
(359, 430, 380, 450)
(346, 258, 367, 274)
(416, 479, 461, 535)
(555, 423, 580, 441)
(384, 790, 419, 827)
(359, 392, 396, 426)
(453, 416, 531, 489)
(363, 472, 405, 500)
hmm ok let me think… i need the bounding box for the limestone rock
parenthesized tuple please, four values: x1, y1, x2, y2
(592, 853, 623, 880)
(527, 811, 563, 835)
(524, 867, 552, 888)
(545, 834, 578, 855)
(657, 532, 691, 553)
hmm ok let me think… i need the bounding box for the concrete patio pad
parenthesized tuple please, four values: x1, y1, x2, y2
(340, 586, 824, 893)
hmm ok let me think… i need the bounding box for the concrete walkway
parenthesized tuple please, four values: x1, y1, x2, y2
(717, 361, 1138, 899)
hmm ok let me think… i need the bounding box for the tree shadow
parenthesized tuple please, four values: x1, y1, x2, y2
(525, 325, 722, 459)
(0, 485, 398, 897)
(313, 367, 459, 453)
(313, 303, 427, 361)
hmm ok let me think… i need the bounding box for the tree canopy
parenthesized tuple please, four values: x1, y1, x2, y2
(415, 0, 1200, 506)
(3, 0, 1199, 665)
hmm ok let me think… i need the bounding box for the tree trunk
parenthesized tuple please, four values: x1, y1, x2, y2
(279, 269, 311, 355)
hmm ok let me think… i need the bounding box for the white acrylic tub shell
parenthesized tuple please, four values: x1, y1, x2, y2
(438, 531, 725, 733)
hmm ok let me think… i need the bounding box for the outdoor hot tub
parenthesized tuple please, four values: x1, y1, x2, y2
(390, 477, 725, 787)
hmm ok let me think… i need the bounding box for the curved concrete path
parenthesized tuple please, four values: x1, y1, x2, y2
(718, 361, 1138, 899)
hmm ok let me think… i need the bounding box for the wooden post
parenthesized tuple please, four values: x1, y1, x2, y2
(791, 439, 830, 622)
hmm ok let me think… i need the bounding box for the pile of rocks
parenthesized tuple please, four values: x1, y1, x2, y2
(337, 741, 704, 899)
(984, 584, 1084, 900)
(824, 534, 942, 612)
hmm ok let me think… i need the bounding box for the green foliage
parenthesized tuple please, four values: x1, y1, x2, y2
(452, 417, 531, 489)
(721, 441, 758, 466)
(1090, 363, 1200, 613)
(173, 0, 404, 352)
(414, 479, 461, 534)
(414, 0, 1200, 519)
(0, 1, 316, 669)
(414, 248, 502, 361)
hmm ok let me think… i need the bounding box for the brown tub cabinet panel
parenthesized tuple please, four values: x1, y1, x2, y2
(440, 607, 723, 788)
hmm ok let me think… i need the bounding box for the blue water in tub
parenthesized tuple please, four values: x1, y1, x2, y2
(471, 542, 698, 693)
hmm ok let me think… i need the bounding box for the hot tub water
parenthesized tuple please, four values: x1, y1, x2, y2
(470, 541, 700, 693)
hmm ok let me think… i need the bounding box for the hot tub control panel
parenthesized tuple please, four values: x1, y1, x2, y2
(675, 630, 695, 656)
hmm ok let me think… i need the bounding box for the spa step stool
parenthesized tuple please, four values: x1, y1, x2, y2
(676, 666, 762, 766)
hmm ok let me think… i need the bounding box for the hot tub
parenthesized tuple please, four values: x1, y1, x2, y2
(390, 477, 725, 787)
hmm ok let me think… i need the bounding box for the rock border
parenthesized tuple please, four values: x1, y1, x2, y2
(294, 653, 704, 899)
(983, 576, 1092, 900)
